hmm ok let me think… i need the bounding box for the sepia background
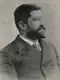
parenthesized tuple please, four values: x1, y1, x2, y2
(0, 0, 60, 80)
(0, 0, 60, 58)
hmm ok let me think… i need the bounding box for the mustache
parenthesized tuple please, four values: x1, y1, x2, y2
(36, 25, 46, 32)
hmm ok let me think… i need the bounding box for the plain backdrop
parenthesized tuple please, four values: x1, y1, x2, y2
(0, 0, 60, 80)
(0, 0, 60, 58)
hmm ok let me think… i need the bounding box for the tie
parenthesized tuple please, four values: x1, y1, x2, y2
(32, 43, 41, 51)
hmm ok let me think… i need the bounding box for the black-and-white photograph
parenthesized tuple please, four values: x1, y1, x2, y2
(0, 0, 60, 80)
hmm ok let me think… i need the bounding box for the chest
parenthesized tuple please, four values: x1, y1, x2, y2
(14, 46, 41, 78)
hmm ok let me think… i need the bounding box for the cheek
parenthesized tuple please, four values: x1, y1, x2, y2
(32, 21, 40, 29)
(32, 21, 41, 30)
(28, 21, 41, 30)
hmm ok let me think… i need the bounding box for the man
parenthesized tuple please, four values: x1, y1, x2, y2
(0, 4, 60, 80)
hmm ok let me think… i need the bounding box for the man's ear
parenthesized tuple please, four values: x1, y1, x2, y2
(18, 21, 27, 30)
(18, 21, 28, 35)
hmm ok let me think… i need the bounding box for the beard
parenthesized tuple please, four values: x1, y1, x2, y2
(26, 29, 46, 40)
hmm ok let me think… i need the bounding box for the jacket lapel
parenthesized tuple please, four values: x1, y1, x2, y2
(14, 35, 42, 66)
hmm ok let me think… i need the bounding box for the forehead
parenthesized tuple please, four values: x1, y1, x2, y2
(30, 10, 42, 18)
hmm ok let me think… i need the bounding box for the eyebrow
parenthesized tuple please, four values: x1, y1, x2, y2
(32, 17, 41, 20)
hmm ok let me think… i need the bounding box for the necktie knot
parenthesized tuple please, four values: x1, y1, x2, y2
(32, 44, 41, 51)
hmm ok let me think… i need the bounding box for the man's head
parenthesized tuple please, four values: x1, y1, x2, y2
(14, 4, 46, 40)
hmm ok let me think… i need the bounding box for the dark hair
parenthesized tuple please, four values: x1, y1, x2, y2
(14, 4, 41, 31)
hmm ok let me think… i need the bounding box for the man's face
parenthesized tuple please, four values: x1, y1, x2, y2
(27, 10, 46, 40)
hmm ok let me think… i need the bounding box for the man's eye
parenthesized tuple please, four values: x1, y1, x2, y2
(32, 19, 36, 21)
(32, 18, 40, 21)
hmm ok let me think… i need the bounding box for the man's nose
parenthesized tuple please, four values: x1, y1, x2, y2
(40, 25, 46, 30)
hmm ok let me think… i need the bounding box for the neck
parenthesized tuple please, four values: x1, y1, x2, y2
(20, 34, 37, 43)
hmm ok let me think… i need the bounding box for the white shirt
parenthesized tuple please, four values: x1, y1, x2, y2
(20, 35, 42, 51)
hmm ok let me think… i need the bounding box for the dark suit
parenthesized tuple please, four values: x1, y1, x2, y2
(0, 35, 59, 80)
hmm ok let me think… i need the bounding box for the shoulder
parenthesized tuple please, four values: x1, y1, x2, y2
(0, 41, 18, 80)
(0, 35, 21, 53)
(0, 39, 17, 64)
(0, 40, 16, 53)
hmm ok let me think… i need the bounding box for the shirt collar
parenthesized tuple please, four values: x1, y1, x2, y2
(19, 35, 42, 51)
(20, 35, 37, 45)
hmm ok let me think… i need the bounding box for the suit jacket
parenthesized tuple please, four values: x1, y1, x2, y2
(0, 35, 59, 80)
